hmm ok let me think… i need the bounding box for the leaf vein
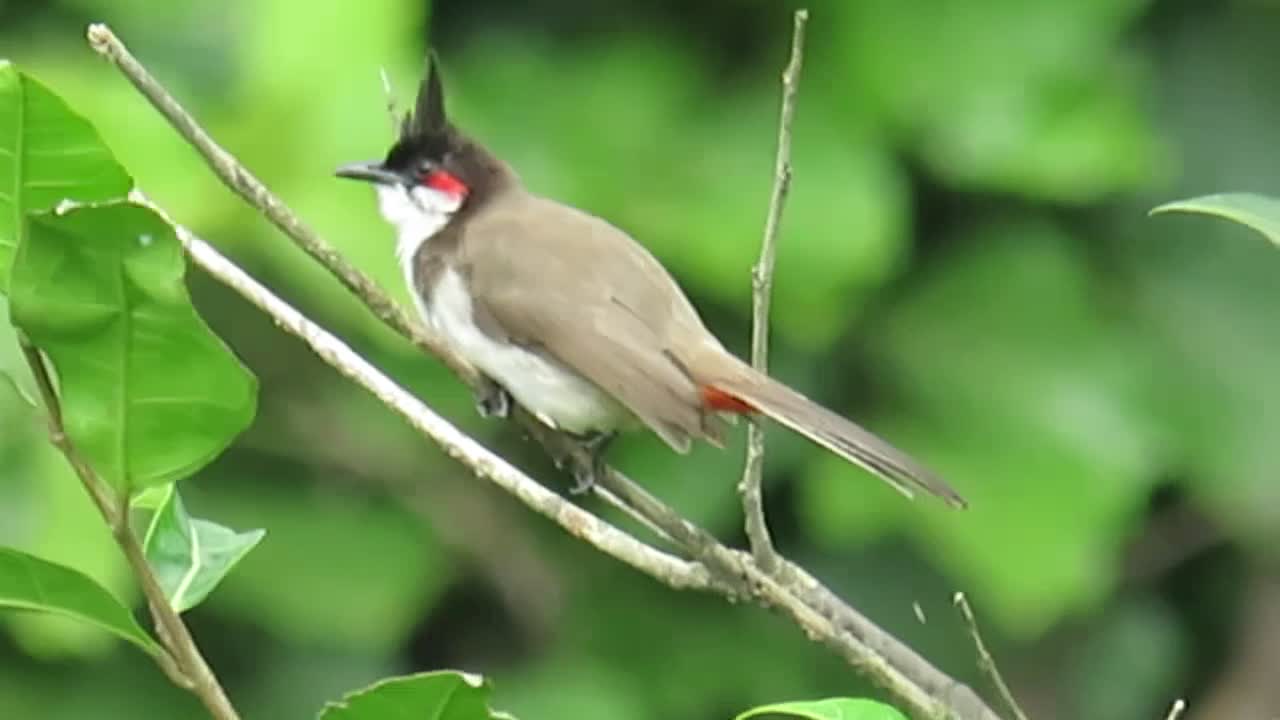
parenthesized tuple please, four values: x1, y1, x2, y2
(11, 72, 24, 258)
(119, 259, 130, 488)
(27, 145, 100, 159)
(19, 553, 48, 606)
(22, 178, 88, 190)
(171, 510, 201, 611)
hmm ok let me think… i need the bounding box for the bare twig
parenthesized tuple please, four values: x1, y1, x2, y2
(18, 337, 239, 719)
(1164, 699, 1186, 720)
(740, 7, 808, 573)
(90, 23, 1003, 720)
(955, 592, 1029, 720)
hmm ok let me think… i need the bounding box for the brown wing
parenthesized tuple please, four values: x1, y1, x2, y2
(460, 193, 720, 451)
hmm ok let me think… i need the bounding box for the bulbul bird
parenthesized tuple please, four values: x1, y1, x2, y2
(336, 56, 966, 508)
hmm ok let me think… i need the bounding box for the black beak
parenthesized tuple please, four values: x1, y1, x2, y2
(335, 160, 404, 185)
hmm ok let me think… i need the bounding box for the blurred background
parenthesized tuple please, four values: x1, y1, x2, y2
(2, 0, 1279, 718)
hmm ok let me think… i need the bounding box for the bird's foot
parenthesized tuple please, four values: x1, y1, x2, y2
(474, 379, 512, 419)
(568, 430, 616, 495)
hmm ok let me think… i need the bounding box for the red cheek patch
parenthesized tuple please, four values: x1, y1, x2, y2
(424, 169, 469, 199)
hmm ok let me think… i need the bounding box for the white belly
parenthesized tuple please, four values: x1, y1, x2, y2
(426, 268, 630, 434)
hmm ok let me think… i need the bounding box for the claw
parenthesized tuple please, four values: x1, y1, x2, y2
(474, 379, 511, 419)
(567, 431, 615, 495)
(569, 461, 599, 495)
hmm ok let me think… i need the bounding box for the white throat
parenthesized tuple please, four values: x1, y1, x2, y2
(375, 183, 463, 321)
(375, 183, 463, 268)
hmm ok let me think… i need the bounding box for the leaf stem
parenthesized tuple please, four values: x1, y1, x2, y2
(19, 335, 240, 720)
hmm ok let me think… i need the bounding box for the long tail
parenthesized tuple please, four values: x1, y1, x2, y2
(708, 364, 967, 509)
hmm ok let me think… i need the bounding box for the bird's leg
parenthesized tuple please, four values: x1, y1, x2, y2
(568, 430, 616, 495)
(473, 377, 512, 419)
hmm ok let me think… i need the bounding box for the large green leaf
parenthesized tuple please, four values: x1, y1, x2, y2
(142, 484, 264, 613)
(8, 202, 257, 492)
(0, 62, 132, 293)
(1151, 193, 1280, 247)
(0, 546, 159, 655)
(735, 698, 908, 720)
(318, 671, 512, 720)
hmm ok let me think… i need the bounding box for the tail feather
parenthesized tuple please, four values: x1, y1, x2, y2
(711, 370, 967, 509)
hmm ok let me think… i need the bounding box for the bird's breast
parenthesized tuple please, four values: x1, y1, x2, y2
(422, 267, 631, 434)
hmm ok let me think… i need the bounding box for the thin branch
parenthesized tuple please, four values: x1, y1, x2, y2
(91, 24, 1004, 720)
(740, 7, 808, 573)
(134, 191, 716, 594)
(954, 592, 1029, 720)
(1164, 699, 1186, 720)
(18, 337, 239, 720)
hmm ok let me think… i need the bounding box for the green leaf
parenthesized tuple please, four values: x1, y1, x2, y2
(0, 546, 159, 655)
(318, 671, 513, 720)
(735, 698, 908, 720)
(1151, 193, 1280, 247)
(0, 62, 133, 293)
(8, 201, 257, 492)
(142, 484, 264, 613)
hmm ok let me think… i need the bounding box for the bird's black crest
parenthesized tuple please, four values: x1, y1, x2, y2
(384, 52, 451, 170)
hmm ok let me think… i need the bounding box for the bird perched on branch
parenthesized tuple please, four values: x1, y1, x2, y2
(337, 55, 966, 509)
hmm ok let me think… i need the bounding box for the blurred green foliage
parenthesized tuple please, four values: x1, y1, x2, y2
(2, 0, 1280, 718)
